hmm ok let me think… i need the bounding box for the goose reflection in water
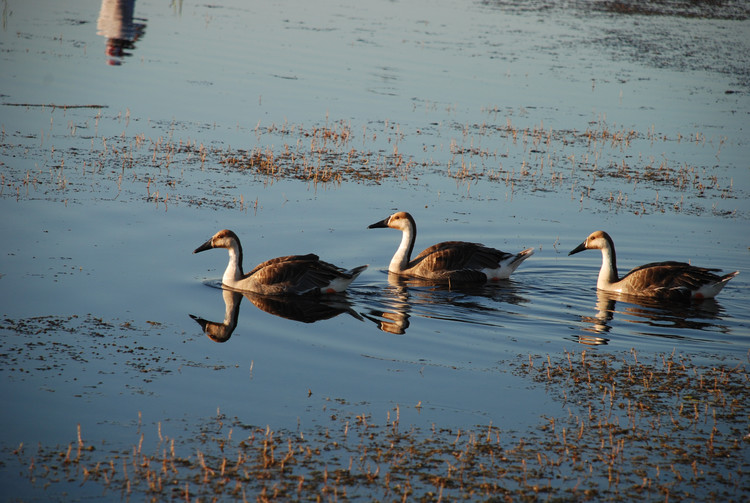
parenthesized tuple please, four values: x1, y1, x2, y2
(190, 289, 241, 343)
(574, 292, 616, 346)
(190, 286, 362, 343)
(573, 290, 728, 346)
(362, 276, 412, 335)
(363, 272, 529, 335)
(97, 0, 146, 66)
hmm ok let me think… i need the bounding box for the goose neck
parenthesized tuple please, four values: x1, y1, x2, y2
(223, 240, 245, 283)
(389, 224, 416, 273)
(597, 243, 619, 289)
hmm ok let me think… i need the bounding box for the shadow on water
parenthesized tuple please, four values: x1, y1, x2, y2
(96, 0, 147, 66)
(189, 282, 361, 343)
(361, 272, 530, 335)
(572, 289, 730, 346)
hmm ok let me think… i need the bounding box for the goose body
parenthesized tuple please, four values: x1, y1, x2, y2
(193, 229, 367, 295)
(368, 211, 533, 283)
(568, 230, 738, 300)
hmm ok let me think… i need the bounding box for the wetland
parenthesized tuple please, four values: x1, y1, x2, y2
(1, 0, 749, 500)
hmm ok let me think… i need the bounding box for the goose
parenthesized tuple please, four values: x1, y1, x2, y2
(193, 229, 367, 295)
(368, 211, 534, 283)
(568, 230, 738, 300)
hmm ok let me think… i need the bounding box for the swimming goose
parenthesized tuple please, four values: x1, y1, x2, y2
(368, 211, 534, 283)
(568, 230, 738, 300)
(193, 229, 367, 295)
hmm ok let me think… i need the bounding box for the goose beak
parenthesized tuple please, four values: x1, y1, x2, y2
(193, 239, 214, 254)
(568, 241, 587, 256)
(368, 217, 389, 229)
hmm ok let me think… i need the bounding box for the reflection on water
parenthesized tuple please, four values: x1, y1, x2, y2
(363, 272, 529, 335)
(96, 0, 146, 65)
(362, 277, 412, 334)
(190, 285, 361, 343)
(574, 290, 729, 345)
(189, 288, 241, 343)
(193, 274, 534, 339)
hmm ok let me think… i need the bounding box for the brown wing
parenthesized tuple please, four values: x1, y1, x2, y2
(247, 254, 319, 277)
(411, 241, 512, 274)
(621, 261, 725, 297)
(250, 255, 352, 295)
(287, 259, 354, 294)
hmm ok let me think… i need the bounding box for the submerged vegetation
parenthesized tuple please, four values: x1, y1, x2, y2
(221, 120, 420, 186)
(0, 109, 742, 217)
(4, 344, 748, 501)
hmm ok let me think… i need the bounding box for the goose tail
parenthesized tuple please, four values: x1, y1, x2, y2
(513, 247, 535, 264)
(320, 265, 368, 294)
(486, 247, 535, 281)
(347, 264, 369, 279)
(693, 270, 739, 300)
(506, 247, 535, 271)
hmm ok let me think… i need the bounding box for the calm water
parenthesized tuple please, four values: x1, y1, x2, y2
(1, 0, 749, 499)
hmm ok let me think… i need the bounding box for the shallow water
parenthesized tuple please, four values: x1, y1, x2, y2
(1, 0, 749, 500)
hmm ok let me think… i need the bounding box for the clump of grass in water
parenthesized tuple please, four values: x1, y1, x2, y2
(3, 111, 741, 216)
(515, 349, 749, 499)
(449, 116, 741, 216)
(220, 123, 422, 187)
(6, 350, 748, 501)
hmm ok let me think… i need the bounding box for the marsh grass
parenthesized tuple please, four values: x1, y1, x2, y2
(6, 349, 748, 501)
(0, 112, 741, 216)
(445, 118, 740, 216)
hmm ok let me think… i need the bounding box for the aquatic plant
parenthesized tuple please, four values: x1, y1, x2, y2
(4, 348, 748, 501)
(0, 109, 742, 217)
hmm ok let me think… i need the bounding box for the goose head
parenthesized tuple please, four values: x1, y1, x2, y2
(194, 229, 241, 254)
(568, 230, 613, 256)
(194, 229, 245, 283)
(368, 211, 416, 232)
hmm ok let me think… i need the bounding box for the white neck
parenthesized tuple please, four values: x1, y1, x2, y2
(223, 241, 244, 284)
(389, 226, 414, 273)
(597, 246, 619, 290)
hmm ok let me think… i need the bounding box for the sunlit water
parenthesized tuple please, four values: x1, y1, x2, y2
(1, 0, 749, 499)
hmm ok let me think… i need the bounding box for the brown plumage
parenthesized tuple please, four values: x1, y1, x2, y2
(368, 211, 533, 284)
(193, 229, 367, 295)
(569, 230, 738, 300)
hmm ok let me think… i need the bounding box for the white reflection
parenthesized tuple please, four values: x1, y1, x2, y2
(362, 274, 412, 335)
(97, 0, 147, 66)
